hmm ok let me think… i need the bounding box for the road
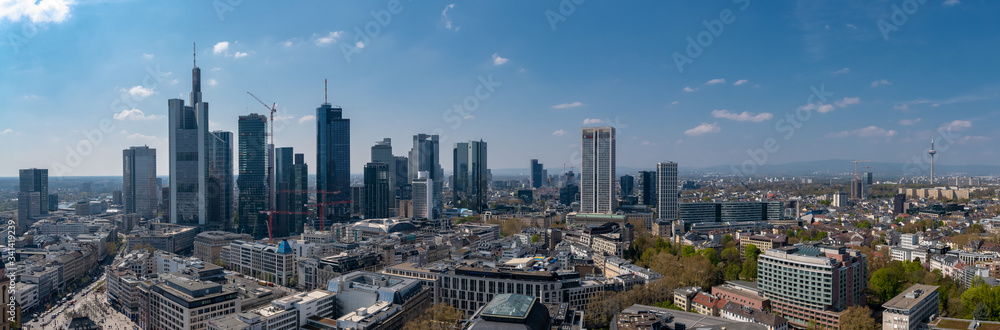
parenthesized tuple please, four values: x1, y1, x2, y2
(25, 248, 136, 330)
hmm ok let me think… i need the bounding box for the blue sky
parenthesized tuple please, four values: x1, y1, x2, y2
(1, 0, 998, 177)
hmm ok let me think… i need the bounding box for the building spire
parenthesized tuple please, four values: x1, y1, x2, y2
(193, 42, 196, 68)
(324, 79, 328, 104)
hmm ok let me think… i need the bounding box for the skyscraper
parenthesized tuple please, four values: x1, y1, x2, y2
(123, 146, 157, 219)
(274, 148, 308, 237)
(317, 102, 351, 227)
(238, 113, 269, 238)
(893, 193, 907, 215)
(530, 159, 544, 189)
(169, 47, 210, 226)
(208, 130, 233, 230)
(412, 171, 433, 219)
(371, 138, 395, 195)
(18, 168, 48, 233)
(657, 162, 678, 220)
(580, 127, 616, 214)
(453, 140, 488, 213)
(637, 171, 656, 207)
(363, 162, 391, 219)
(620, 174, 634, 197)
(394, 156, 409, 199)
(409, 134, 442, 218)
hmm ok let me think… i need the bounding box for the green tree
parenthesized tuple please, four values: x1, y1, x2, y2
(702, 248, 719, 265)
(720, 247, 741, 264)
(740, 257, 757, 281)
(870, 268, 901, 302)
(721, 234, 734, 247)
(531, 235, 540, 244)
(856, 220, 872, 229)
(974, 302, 988, 321)
(681, 245, 696, 257)
(839, 306, 877, 330)
(744, 244, 760, 260)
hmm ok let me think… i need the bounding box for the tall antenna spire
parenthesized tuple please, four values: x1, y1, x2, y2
(193, 42, 197, 68)
(324, 79, 328, 104)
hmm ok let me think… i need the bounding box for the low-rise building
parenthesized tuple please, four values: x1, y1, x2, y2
(882, 284, 940, 330)
(673, 286, 700, 312)
(194, 231, 252, 264)
(720, 302, 788, 330)
(225, 240, 296, 286)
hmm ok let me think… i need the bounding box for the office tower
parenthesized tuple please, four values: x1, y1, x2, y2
(112, 191, 123, 205)
(364, 162, 391, 219)
(238, 114, 269, 239)
(274, 148, 309, 237)
(317, 102, 351, 227)
(530, 159, 544, 189)
(559, 184, 579, 206)
(453, 140, 488, 212)
(409, 134, 442, 217)
(758, 244, 867, 329)
(394, 156, 408, 198)
(17, 168, 48, 233)
(580, 127, 616, 214)
(371, 138, 395, 193)
(563, 171, 576, 187)
(620, 174, 635, 197)
(893, 193, 906, 215)
(48, 193, 58, 212)
(412, 171, 433, 219)
(208, 130, 233, 230)
(123, 146, 158, 219)
(169, 49, 210, 226)
(351, 186, 364, 215)
(657, 162, 678, 220)
(637, 171, 657, 207)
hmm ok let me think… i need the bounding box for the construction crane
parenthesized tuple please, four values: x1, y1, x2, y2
(851, 160, 871, 199)
(258, 210, 310, 243)
(272, 189, 348, 232)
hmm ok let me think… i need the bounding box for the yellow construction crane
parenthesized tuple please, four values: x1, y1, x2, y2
(851, 160, 871, 199)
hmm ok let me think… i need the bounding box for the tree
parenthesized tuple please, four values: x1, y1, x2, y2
(105, 242, 118, 256)
(681, 245, 696, 257)
(740, 257, 757, 281)
(721, 234, 734, 247)
(856, 220, 872, 229)
(974, 302, 988, 321)
(720, 247, 741, 264)
(531, 235, 540, 244)
(405, 303, 464, 329)
(870, 268, 901, 302)
(839, 306, 877, 330)
(702, 248, 719, 265)
(744, 244, 760, 261)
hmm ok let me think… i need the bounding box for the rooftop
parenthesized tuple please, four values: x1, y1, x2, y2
(883, 284, 940, 310)
(481, 294, 535, 319)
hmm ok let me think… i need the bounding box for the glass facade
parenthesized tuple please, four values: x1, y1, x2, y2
(238, 114, 268, 238)
(317, 104, 351, 227)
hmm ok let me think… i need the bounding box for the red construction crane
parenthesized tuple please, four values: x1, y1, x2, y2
(258, 210, 309, 243)
(273, 189, 348, 232)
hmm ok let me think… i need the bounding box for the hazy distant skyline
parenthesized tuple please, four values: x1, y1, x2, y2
(2, 1, 999, 177)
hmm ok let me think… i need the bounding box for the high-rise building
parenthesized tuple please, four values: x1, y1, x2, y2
(394, 156, 409, 199)
(274, 148, 308, 237)
(637, 171, 657, 207)
(208, 130, 233, 230)
(453, 140, 488, 213)
(620, 174, 635, 197)
(893, 193, 907, 215)
(18, 168, 48, 233)
(758, 244, 867, 329)
(581, 127, 616, 214)
(371, 138, 396, 194)
(530, 159, 544, 189)
(123, 146, 158, 219)
(351, 185, 364, 215)
(409, 134, 442, 217)
(316, 102, 351, 227)
(657, 162, 678, 221)
(169, 49, 210, 227)
(364, 162, 392, 219)
(412, 171, 433, 219)
(238, 113, 269, 239)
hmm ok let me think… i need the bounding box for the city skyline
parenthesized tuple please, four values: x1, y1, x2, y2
(2, 2, 999, 177)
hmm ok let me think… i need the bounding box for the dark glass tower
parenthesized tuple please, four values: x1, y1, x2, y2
(238, 114, 269, 238)
(453, 140, 488, 213)
(363, 162, 391, 219)
(123, 146, 157, 219)
(18, 168, 48, 233)
(208, 130, 233, 230)
(317, 103, 350, 227)
(275, 148, 309, 237)
(530, 159, 544, 189)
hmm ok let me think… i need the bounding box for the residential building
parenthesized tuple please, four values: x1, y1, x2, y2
(581, 127, 616, 214)
(673, 286, 701, 311)
(740, 234, 788, 253)
(882, 284, 940, 330)
(720, 302, 788, 330)
(123, 146, 158, 219)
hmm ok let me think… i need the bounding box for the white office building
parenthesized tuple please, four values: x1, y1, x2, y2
(657, 162, 678, 220)
(581, 127, 616, 214)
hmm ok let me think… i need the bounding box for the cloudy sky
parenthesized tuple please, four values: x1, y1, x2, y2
(1, 0, 998, 177)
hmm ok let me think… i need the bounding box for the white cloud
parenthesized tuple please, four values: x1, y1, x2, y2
(682, 86, 696, 92)
(684, 122, 721, 136)
(122, 85, 155, 99)
(818, 104, 835, 113)
(142, 53, 154, 60)
(834, 97, 860, 107)
(582, 118, 603, 125)
(298, 115, 316, 124)
(281, 40, 294, 47)
(894, 104, 909, 111)
(314, 31, 344, 46)
(871, 79, 892, 87)
(170, 79, 179, 85)
(0, 0, 72, 23)
(126, 133, 160, 141)
(733, 79, 748, 86)
(552, 102, 584, 109)
(356, 41, 365, 49)
(711, 109, 773, 122)
(441, 4, 458, 31)
(233, 51, 248, 58)
(213, 41, 229, 54)
(898, 118, 922, 125)
(640, 141, 654, 146)
(552, 129, 567, 136)
(940, 120, 972, 131)
(492, 53, 509, 66)
(846, 24, 858, 30)
(831, 67, 850, 75)
(207, 79, 218, 87)
(944, 0, 960, 6)
(114, 109, 162, 121)
(23, 94, 39, 100)
(705, 78, 726, 85)
(801, 102, 837, 113)
(1, 129, 13, 135)
(827, 126, 897, 138)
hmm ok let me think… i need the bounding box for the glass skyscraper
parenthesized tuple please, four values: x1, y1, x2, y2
(580, 127, 616, 214)
(18, 168, 48, 233)
(363, 162, 391, 219)
(657, 162, 678, 220)
(453, 140, 488, 213)
(169, 55, 210, 226)
(123, 146, 157, 219)
(208, 130, 233, 230)
(238, 114, 269, 238)
(409, 134, 442, 218)
(275, 148, 308, 237)
(316, 103, 351, 227)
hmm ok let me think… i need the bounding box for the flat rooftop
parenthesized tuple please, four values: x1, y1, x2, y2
(883, 284, 940, 310)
